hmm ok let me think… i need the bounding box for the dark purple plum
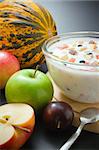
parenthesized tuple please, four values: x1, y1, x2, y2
(43, 101, 74, 131)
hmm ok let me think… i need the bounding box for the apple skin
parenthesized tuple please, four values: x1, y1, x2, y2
(0, 103, 35, 149)
(7, 114, 35, 150)
(6, 114, 35, 150)
(5, 69, 54, 110)
(0, 51, 20, 89)
(0, 116, 35, 149)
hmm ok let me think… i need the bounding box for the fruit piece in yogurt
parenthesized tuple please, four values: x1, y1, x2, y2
(48, 38, 99, 66)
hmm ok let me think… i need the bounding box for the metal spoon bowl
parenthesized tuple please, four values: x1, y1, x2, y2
(80, 107, 99, 123)
(59, 107, 99, 150)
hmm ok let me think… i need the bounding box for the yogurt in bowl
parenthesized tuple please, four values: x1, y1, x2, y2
(42, 32, 99, 103)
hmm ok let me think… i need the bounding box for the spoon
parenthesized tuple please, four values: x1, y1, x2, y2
(59, 107, 99, 150)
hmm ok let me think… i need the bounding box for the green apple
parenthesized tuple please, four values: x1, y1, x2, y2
(5, 69, 54, 110)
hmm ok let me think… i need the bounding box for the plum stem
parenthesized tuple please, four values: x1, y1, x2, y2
(0, 118, 31, 133)
(33, 65, 39, 78)
(57, 121, 61, 129)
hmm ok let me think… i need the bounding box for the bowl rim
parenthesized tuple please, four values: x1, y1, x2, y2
(42, 31, 99, 69)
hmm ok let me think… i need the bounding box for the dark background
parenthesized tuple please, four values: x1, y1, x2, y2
(0, 0, 99, 150)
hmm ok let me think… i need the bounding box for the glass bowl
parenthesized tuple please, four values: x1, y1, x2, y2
(42, 32, 99, 103)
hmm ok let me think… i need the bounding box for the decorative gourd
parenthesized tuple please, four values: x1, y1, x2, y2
(0, 0, 57, 68)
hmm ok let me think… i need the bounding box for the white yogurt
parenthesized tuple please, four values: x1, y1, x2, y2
(45, 37, 99, 103)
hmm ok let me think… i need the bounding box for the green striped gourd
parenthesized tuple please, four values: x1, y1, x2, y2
(0, 0, 57, 68)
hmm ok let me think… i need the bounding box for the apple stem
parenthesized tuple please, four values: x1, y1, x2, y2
(13, 125, 31, 133)
(33, 65, 39, 78)
(0, 118, 31, 133)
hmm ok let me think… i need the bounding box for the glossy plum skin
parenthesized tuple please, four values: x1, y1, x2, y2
(43, 101, 74, 131)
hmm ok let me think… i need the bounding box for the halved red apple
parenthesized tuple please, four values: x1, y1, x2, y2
(0, 103, 35, 149)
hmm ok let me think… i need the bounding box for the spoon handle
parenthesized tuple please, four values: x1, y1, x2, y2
(59, 122, 85, 150)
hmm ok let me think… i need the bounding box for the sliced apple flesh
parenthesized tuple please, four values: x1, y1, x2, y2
(0, 103, 35, 149)
(0, 123, 15, 145)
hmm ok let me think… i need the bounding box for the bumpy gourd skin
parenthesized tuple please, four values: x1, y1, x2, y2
(0, 0, 57, 68)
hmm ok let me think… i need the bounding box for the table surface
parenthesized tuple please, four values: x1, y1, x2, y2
(0, 64, 99, 150)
